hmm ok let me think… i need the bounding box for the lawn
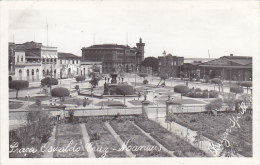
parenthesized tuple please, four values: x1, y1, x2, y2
(172, 112, 252, 157)
(85, 119, 127, 157)
(17, 95, 53, 102)
(9, 101, 24, 109)
(95, 100, 125, 107)
(128, 100, 154, 106)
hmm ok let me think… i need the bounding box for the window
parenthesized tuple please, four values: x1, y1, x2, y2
(60, 59, 62, 64)
(46, 59, 49, 63)
(17, 56, 19, 62)
(54, 58, 57, 63)
(174, 61, 177, 66)
(21, 56, 23, 62)
(77, 60, 78, 64)
(42, 59, 45, 63)
(73, 60, 74, 64)
(50, 58, 53, 63)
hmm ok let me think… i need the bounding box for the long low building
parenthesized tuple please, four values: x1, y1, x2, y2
(198, 54, 252, 81)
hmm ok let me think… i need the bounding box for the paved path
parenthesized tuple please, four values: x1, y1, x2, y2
(104, 122, 135, 157)
(42, 125, 57, 158)
(131, 121, 175, 157)
(80, 124, 96, 158)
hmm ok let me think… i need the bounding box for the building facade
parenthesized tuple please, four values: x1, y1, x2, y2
(198, 54, 252, 81)
(58, 52, 81, 78)
(158, 51, 184, 77)
(81, 38, 145, 74)
(9, 41, 58, 81)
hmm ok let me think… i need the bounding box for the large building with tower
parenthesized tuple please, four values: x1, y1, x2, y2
(81, 38, 145, 74)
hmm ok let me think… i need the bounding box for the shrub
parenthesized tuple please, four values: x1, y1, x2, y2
(174, 85, 189, 100)
(41, 77, 58, 92)
(74, 85, 79, 90)
(230, 86, 244, 94)
(9, 80, 29, 98)
(209, 90, 219, 98)
(75, 76, 85, 82)
(211, 78, 222, 84)
(116, 84, 135, 95)
(195, 88, 202, 92)
(240, 81, 252, 94)
(138, 73, 148, 79)
(205, 98, 223, 115)
(143, 79, 148, 84)
(51, 87, 70, 104)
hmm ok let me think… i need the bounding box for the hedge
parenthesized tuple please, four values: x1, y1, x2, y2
(116, 84, 135, 95)
(230, 86, 244, 94)
(75, 76, 85, 82)
(174, 85, 189, 99)
(51, 87, 70, 104)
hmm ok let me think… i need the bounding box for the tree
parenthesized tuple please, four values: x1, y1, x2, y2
(75, 76, 85, 87)
(230, 86, 244, 97)
(205, 98, 223, 116)
(51, 87, 70, 105)
(116, 84, 135, 106)
(174, 84, 189, 100)
(157, 73, 169, 87)
(211, 78, 222, 92)
(89, 72, 101, 88)
(138, 72, 148, 84)
(240, 81, 252, 94)
(41, 77, 58, 92)
(9, 80, 29, 98)
(141, 57, 159, 72)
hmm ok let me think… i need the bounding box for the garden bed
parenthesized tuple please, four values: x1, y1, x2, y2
(134, 119, 207, 157)
(54, 123, 88, 158)
(172, 112, 252, 157)
(109, 120, 170, 157)
(85, 119, 127, 157)
(9, 101, 24, 109)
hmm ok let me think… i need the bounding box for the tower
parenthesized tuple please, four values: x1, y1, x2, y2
(136, 38, 145, 62)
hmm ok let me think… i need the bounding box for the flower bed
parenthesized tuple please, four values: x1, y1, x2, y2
(54, 123, 88, 158)
(173, 112, 252, 157)
(109, 120, 170, 157)
(85, 119, 127, 158)
(135, 119, 207, 157)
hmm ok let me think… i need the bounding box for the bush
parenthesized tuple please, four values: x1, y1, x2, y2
(9, 80, 29, 98)
(174, 85, 189, 99)
(51, 87, 70, 104)
(211, 78, 222, 84)
(205, 98, 223, 115)
(116, 84, 135, 95)
(138, 73, 148, 79)
(209, 90, 219, 98)
(230, 86, 244, 94)
(143, 79, 148, 84)
(75, 76, 85, 82)
(74, 85, 79, 90)
(195, 88, 202, 92)
(41, 77, 58, 86)
(239, 81, 252, 94)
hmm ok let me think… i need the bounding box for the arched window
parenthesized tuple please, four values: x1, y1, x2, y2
(31, 69, 34, 81)
(21, 56, 23, 62)
(47, 69, 49, 75)
(19, 69, 22, 80)
(54, 69, 56, 78)
(42, 59, 45, 63)
(36, 69, 39, 80)
(26, 69, 29, 81)
(42, 70, 45, 76)
(50, 58, 53, 63)
(17, 56, 19, 63)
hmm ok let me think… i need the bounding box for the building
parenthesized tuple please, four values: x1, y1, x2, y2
(58, 52, 81, 78)
(158, 51, 184, 77)
(81, 38, 145, 74)
(184, 58, 215, 64)
(198, 54, 252, 81)
(8, 41, 58, 81)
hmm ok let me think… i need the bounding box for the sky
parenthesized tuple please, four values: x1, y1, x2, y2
(8, 1, 259, 58)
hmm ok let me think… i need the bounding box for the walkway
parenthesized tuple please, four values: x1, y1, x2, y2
(80, 124, 96, 158)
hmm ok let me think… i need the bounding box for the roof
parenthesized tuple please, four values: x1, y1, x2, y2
(223, 56, 252, 65)
(58, 52, 81, 59)
(14, 41, 42, 50)
(198, 55, 252, 68)
(25, 51, 41, 58)
(82, 44, 135, 50)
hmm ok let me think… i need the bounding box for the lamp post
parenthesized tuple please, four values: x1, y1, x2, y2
(27, 91, 30, 109)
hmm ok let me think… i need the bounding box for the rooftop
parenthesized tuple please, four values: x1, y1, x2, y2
(58, 52, 81, 59)
(82, 44, 136, 50)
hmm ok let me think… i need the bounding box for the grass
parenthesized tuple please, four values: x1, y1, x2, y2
(9, 101, 24, 109)
(128, 100, 154, 106)
(16, 95, 53, 102)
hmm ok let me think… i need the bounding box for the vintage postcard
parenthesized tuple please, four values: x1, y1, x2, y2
(0, 1, 259, 165)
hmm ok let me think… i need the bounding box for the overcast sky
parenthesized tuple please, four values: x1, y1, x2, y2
(8, 1, 259, 58)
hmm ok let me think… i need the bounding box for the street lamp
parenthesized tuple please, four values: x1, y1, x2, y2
(27, 91, 30, 109)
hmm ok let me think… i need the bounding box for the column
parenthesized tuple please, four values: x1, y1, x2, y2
(141, 100, 150, 117)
